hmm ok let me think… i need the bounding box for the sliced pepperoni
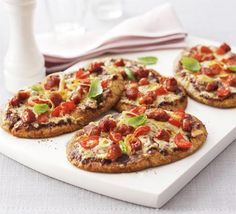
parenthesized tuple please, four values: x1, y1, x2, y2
(222, 55, 236, 65)
(44, 75, 60, 90)
(90, 126, 101, 136)
(80, 135, 99, 149)
(129, 106, 146, 116)
(155, 129, 170, 142)
(89, 62, 104, 73)
(216, 87, 231, 98)
(37, 113, 49, 123)
(192, 53, 204, 62)
(98, 118, 117, 132)
(206, 82, 218, 92)
(70, 86, 85, 104)
(101, 79, 108, 89)
(75, 68, 89, 79)
(174, 133, 192, 149)
(129, 138, 142, 152)
(71, 94, 82, 105)
(126, 87, 139, 100)
(192, 53, 215, 62)
(10, 96, 20, 107)
(156, 86, 168, 96)
(10, 91, 30, 107)
(168, 117, 182, 127)
(201, 67, 214, 76)
(225, 74, 236, 87)
(32, 98, 52, 108)
(133, 125, 151, 137)
(109, 132, 122, 143)
(134, 68, 149, 80)
(164, 77, 178, 92)
(116, 124, 134, 135)
(138, 78, 149, 86)
(61, 101, 76, 113)
(174, 109, 185, 120)
(51, 101, 76, 117)
(182, 117, 193, 132)
(18, 91, 30, 100)
(50, 93, 63, 107)
(107, 143, 122, 161)
(201, 66, 220, 77)
(114, 59, 125, 67)
(201, 46, 212, 54)
(139, 94, 155, 105)
(204, 55, 215, 61)
(211, 63, 222, 73)
(146, 109, 170, 121)
(21, 109, 36, 124)
(216, 43, 231, 55)
(138, 92, 144, 99)
(51, 106, 61, 117)
(147, 90, 156, 98)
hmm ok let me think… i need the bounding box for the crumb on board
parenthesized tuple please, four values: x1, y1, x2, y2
(36, 138, 58, 150)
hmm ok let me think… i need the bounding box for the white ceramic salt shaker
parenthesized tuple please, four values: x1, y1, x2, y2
(3, 0, 45, 93)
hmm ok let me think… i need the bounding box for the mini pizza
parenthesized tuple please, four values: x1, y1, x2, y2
(67, 107, 207, 173)
(102, 58, 188, 112)
(175, 43, 236, 108)
(1, 61, 124, 138)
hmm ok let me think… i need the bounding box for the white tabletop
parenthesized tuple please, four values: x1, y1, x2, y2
(0, 0, 236, 213)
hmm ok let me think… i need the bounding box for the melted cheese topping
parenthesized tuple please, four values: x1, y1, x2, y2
(179, 45, 236, 100)
(100, 58, 184, 106)
(4, 60, 120, 127)
(75, 110, 194, 161)
(121, 80, 183, 106)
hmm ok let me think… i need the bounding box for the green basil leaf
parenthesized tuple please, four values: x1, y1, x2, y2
(88, 78, 103, 98)
(181, 56, 201, 72)
(33, 104, 49, 114)
(124, 67, 135, 80)
(126, 114, 147, 127)
(119, 140, 127, 154)
(228, 65, 236, 72)
(138, 56, 158, 65)
(31, 84, 42, 92)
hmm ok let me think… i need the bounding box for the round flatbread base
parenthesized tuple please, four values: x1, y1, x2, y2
(174, 50, 236, 108)
(67, 117, 207, 173)
(1, 75, 124, 138)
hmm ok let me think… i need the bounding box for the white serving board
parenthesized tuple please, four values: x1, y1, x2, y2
(0, 36, 236, 208)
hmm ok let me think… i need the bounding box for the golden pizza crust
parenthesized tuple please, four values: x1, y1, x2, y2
(174, 50, 236, 108)
(182, 88, 236, 108)
(1, 74, 124, 138)
(66, 116, 207, 173)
